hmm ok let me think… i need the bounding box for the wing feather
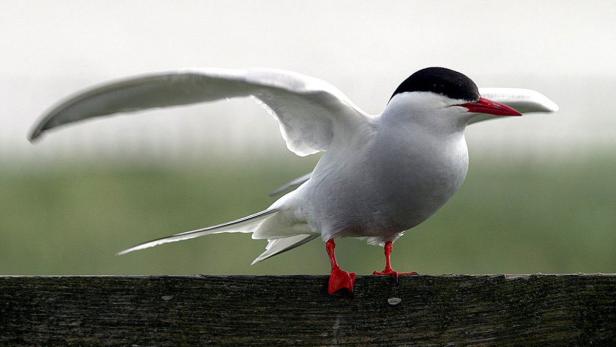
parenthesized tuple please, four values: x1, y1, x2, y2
(479, 88, 558, 113)
(469, 88, 557, 124)
(29, 68, 370, 156)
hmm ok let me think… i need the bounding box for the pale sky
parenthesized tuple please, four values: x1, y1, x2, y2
(1, 0, 615, 162)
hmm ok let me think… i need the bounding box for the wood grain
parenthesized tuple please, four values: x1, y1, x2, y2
(1, 275, 616, 346)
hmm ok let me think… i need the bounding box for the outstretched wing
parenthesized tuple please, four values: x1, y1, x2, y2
(29, 68, 371, 156)
(470, 88, 559, 124)
(479, 88, 559, 113)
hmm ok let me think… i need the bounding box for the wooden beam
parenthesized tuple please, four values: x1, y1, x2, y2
(1, 275, 616, 345)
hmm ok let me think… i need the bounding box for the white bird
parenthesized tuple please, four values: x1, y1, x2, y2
(30, 67, 558, 295)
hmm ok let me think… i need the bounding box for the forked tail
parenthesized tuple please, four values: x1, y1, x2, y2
(117, 208, 319, 264)
(117, 209, 279, 255)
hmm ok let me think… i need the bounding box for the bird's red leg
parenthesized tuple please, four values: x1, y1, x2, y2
(326, 239, 356, 295)
(373, 241, 417, 280)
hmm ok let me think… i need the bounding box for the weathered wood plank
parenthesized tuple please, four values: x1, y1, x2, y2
(1, 275, 615, 346)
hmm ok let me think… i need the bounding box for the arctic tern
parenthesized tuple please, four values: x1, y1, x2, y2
(29, 67, 558, 294)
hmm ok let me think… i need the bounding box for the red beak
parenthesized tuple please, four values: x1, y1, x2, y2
(460, 97, 521, 116)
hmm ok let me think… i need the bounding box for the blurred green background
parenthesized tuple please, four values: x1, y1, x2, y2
(2, 153, 615, 275)
(2, 1, 616, 276)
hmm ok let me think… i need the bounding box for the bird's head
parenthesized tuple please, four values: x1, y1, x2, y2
(384, 67, 521, 130)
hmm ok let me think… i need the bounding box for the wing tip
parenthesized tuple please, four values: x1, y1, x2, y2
(268, 187, 286, 198)
(27, 127, 43, 142)
(532, 90, 559, 113)
(28, 116, 52, 142)
(545, 100, 559, 113)
(268, 173, 311, 197)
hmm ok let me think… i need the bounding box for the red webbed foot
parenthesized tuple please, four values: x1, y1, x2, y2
(325, 239, 356, 295)
(328, 266, 356, 295)
(372, 241, 417, 281)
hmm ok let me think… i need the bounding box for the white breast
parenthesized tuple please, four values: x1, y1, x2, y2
(300, 115, 469, 242)
(368, 123, 469, 230)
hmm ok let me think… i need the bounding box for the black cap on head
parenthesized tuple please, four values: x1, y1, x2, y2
(390, 67, 479, 102)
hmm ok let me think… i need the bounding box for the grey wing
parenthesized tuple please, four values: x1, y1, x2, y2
(479, 88, 558, 113)
(471, 88, 558, 124)
(30, 68, 371, 157)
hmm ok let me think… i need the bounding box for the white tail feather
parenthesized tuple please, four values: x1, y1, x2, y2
(251, 234, 319, 265)
(117, 209, 278, 255)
